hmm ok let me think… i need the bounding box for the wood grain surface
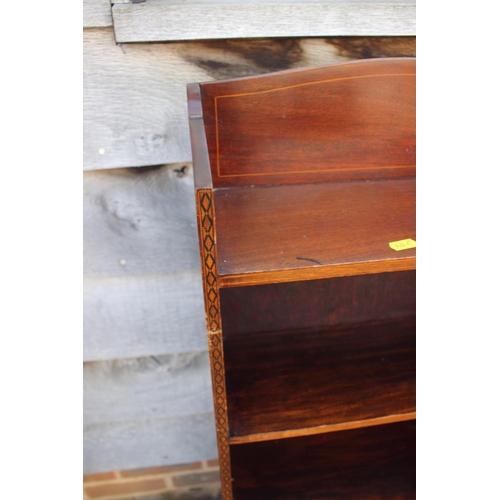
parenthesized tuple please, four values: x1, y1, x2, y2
(84, 413, 217, 475)
(200, 58, 415, 187)
(83, 28, 209, 170)
(220, 271, 415, 336)
(229, 412, 416, 444)
(83, 0, 112, 27)
(84, 164, 199, 280)
(83, 272, 206, 361)
(224, 317, 415, 437)
(230, 420, 415, 499)
(84, 352, 213, 425)
(195, 189, 234, 500)
(84, 351, 217, 474)
(83, 164, 208, 361)
(214, 179, 416, 287)
(113, 0, 416, 43)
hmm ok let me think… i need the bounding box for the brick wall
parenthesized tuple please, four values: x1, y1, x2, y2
(83, 460, 221, 500)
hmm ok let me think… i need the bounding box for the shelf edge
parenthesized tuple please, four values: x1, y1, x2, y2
(219, 256, 416, 288)
(229, 412, 416, 445)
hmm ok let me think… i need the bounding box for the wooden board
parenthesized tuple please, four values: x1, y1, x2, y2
(83, 165, 208, 361)
(112, 0, 416, 43)
(220, 272, 416, 337)
(84, 352, 213, 425)
(224, 318, 416, 439)
(84, 353, 217, 474)
(84, 164, 199, 280)
(84, 413, 217, 474)
(230, 420, 415, 499)
(214, 179, 416, 287)
(83, 28, 415, 170)
(83, 28, 208, 170)
(199, 58, 415, 188)
(83, 0, 112, 27)
(84, 272, 206, 361)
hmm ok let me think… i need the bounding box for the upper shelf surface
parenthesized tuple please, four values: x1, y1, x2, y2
(214, 178, 415, 287)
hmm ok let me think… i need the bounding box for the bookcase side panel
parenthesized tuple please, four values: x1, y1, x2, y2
(195, 188, 233, 500)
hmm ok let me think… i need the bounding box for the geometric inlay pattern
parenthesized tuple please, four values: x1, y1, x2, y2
(197, 189, 233, 500)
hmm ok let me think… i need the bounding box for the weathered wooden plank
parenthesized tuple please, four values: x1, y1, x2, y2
(83, 165, 207, 361)
(83, 0, 112, 27)
(84, 164, 199, 280)
(83, 413, 217, 474)
(112, 0, 415, 43)
(83, 28, 209, 170)
(83, 28, 415, 170)
(83, 272, 206, 361)
(84, 352, 213, 424)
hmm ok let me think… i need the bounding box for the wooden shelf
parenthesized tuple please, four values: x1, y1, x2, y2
(230, 420, 416, 499)
(223, 317, 415, 439)
(214, 178, 415, 287)
(229, 412, 415, 444)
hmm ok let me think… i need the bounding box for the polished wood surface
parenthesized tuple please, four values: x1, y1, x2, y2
(195, 189, 234, 500)
(214, 179, 415, 287)
(187, 83, 213, 190)
(220, 273, 415, 442)
(200, 58, 415, 188)
(220, 271, 415, 336)
(224, 317, 415, 438)
(230, 420, 416, 499)
(229, 412, 416, 445)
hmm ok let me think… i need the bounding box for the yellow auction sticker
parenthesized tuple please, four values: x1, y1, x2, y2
(389, 238, 416, 251)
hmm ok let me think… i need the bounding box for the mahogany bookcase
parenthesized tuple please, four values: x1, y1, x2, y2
(187, 58, 416, 500)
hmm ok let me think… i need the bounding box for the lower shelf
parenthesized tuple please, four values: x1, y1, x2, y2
(224, 316, 416, 438)
(230, 419, 416, 500)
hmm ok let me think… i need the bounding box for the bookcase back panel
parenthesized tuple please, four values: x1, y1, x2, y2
(199, 58, 416, 188)
(220, 271, 415, 337)
(230, 420, 416, 500)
